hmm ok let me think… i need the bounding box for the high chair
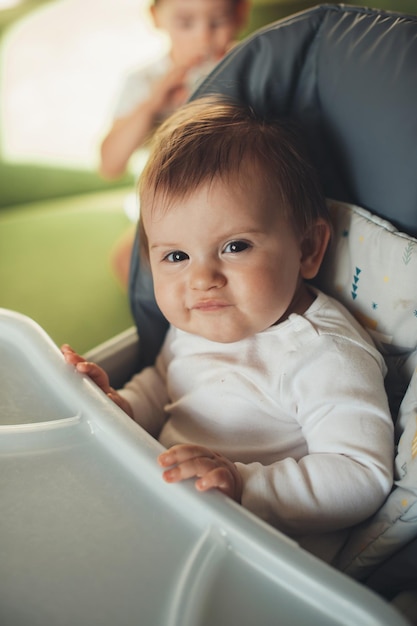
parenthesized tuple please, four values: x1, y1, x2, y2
(1, 4, 416, 625)
(113, 2, 417, 619)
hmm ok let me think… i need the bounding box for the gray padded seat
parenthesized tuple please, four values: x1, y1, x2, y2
(125, 6, 417, 608)
(129, 4, 417, 367)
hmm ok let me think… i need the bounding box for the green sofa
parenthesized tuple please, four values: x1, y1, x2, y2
(0, 187, 135, 353)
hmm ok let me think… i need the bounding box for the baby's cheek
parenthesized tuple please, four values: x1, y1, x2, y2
(153, 285, 172, 318)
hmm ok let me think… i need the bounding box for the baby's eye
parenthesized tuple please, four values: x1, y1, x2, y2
(223, 240, 251, 254)
(164, 250, 189, 263)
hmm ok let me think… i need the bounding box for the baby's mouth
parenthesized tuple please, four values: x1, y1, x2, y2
(191, 300, 231, 312)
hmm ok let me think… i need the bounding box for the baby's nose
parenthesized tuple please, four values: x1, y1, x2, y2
(189, 262, 226, 290)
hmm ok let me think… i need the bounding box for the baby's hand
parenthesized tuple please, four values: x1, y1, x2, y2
(61, 345, 133, 418)
(158, 444, 243, 503)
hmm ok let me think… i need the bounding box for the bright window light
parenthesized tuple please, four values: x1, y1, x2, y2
(0, 0, 23, 9)
(0, 0, 168, 168)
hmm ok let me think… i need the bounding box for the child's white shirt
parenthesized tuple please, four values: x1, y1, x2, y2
(119, 289, 393, 562)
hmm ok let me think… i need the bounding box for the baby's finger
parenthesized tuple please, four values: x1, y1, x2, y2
(75, 361, 111, 392)
(196, 467, 235, 496)
(162, 456, 217, 484)
(158, 444, 213, 468)
(61, 344, 85, 366)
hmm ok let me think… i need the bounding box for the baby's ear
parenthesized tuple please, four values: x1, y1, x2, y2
(300, 219, 331, 280)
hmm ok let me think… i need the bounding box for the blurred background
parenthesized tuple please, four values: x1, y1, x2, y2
(1, 0, 416, 353)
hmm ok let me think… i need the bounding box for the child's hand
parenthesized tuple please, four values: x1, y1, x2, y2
(61, 344, 133, 418)
(158, 444, 243, 503)
(152, 56, 205, 114)
(151, 65, 190, 113)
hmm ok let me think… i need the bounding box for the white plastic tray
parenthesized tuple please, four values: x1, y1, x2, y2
(0, 308, 408, 626)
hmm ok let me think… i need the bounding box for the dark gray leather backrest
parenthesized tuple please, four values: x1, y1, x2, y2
(129, 4, 417, 366)
(193, 4, 417, 236)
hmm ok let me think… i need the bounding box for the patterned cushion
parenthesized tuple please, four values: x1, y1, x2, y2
(318, 201, 417, 579)
(334, 369, 417, 579)
(317, 200, 417, 416)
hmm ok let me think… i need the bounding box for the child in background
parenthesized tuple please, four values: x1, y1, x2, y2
(63, 97, 393, 564)
(100, 0, 249, 286)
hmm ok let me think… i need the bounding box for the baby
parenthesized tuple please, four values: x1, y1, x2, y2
(63, 97, 393, 563)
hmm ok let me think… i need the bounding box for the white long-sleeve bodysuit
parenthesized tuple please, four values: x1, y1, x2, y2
(119, 290, 394, 562)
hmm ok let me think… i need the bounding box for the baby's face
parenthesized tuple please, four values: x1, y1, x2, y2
(143, 177, 313, 344)
(153, 0, 244, 66)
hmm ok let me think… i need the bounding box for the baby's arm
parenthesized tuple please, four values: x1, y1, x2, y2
(61, 345, 134, 418)
(158, 444, 243, 502)
(237, 342, 394, 536)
